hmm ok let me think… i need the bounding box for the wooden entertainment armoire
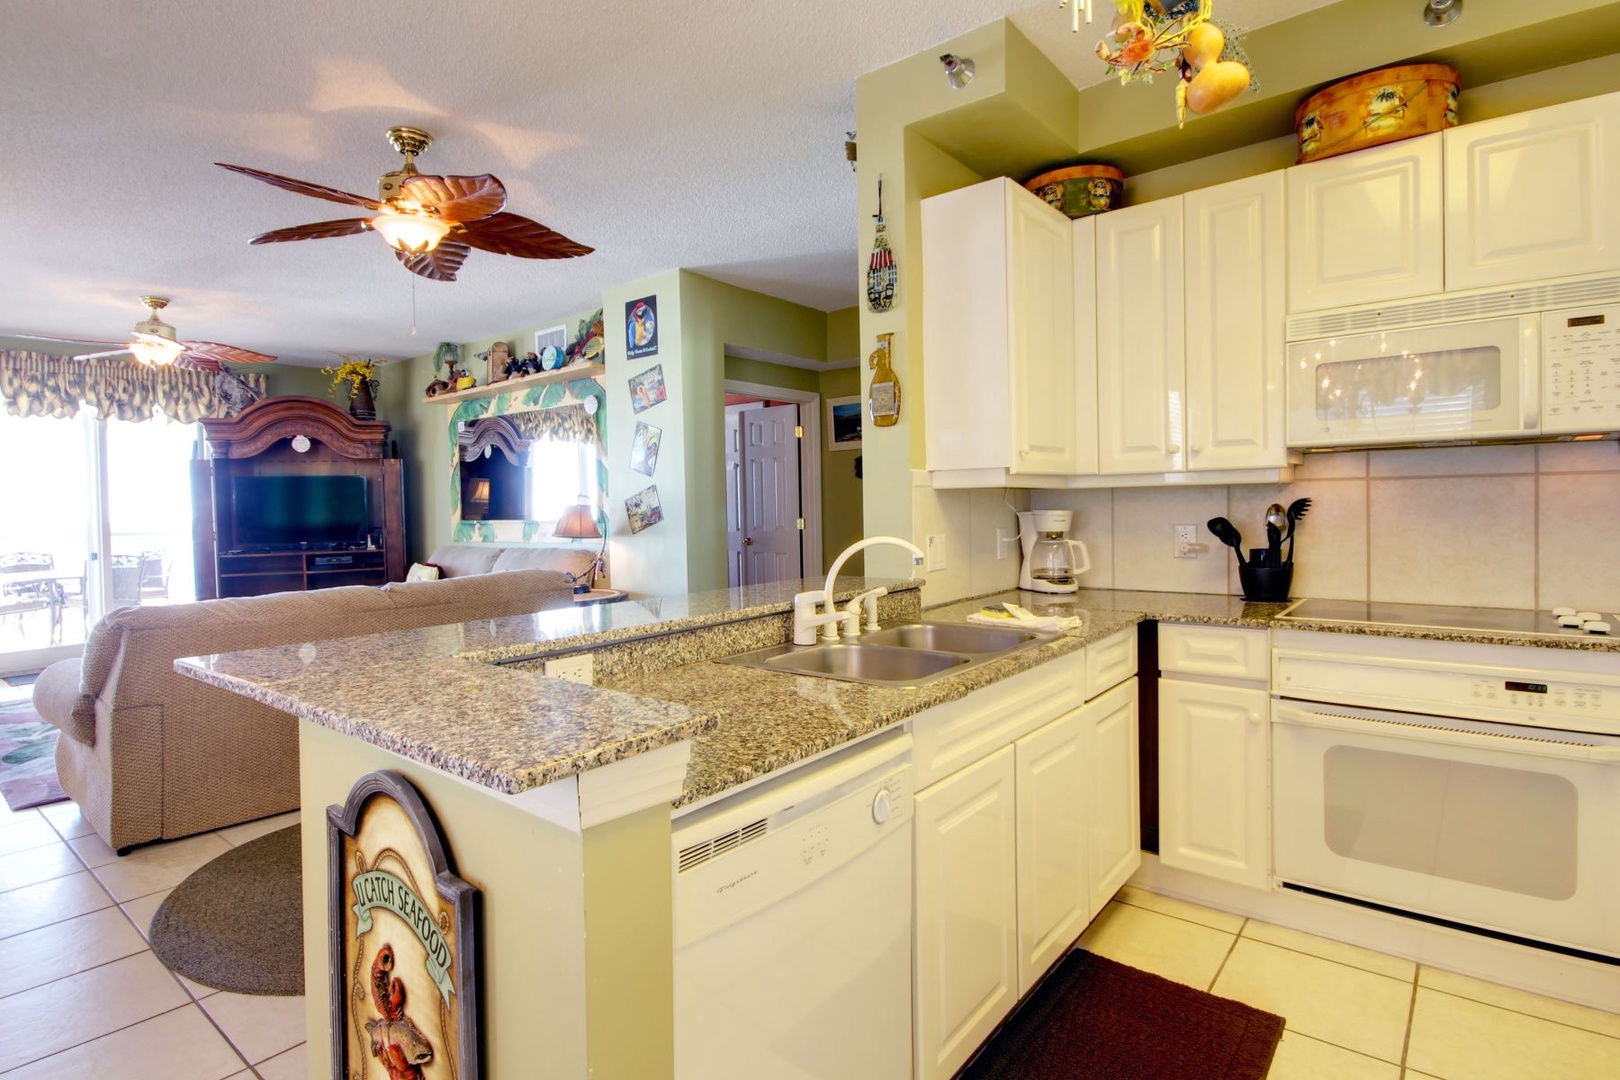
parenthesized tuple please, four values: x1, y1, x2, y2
(191, 396, 406, 599)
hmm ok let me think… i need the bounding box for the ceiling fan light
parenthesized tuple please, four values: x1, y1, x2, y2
(370, 212, 452, 254)
(128, 334, 184, 367)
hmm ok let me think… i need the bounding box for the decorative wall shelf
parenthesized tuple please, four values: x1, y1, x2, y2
(422, 362, 605, 405)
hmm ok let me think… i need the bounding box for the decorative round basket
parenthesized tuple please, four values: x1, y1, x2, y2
(1296, 63, 1459, 164)
(1024, 164, 1126, 218)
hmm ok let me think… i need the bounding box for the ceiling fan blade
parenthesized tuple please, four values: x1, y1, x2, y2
(216, 163, 383, 211)
(181, 341, 277, 368)
(395, 239, 471, 282)
(458, 212, 594, 259)
(69, 346, 135, 361)
(4, 333, 128, 347)
(398, 174, 507, 223)
(249, 218, 372, 244)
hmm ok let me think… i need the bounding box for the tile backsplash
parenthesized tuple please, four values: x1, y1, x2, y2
(917, 442, 1620, 612)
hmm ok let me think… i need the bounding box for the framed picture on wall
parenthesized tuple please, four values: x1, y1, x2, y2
(629, 365, 667, 414)
(629, 421, 662, 477)
(625, 485, 664, 533)
(826, 395, 862, 451)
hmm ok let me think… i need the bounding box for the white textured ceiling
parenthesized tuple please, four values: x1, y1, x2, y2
(0, 0, 1328, 365)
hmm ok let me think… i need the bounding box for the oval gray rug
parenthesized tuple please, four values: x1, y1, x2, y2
(149, 824, 304, 996)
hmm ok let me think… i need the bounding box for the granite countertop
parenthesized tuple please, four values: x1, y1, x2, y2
(177, 577, 927, 796)
(609, 597, 1145, 808)
(178, 578, 1619, 808)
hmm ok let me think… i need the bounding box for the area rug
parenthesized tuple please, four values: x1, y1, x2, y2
(149, 824, 304, 996)
(960, 949, 1284, 1080)
(0, 698, 67, 811)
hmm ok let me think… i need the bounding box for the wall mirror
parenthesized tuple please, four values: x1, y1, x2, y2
(454, 401, 601, 532)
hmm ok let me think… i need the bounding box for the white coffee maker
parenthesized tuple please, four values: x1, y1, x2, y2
(1017, 510, 1091, 593)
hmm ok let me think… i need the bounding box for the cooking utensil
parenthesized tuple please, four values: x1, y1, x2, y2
(1265, 503, 1287, 567)
(1207, 517, 1246, 565)
(1284, 497, 1313, 563)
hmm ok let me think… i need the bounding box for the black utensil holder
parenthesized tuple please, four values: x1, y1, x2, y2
(1239, 563, 1293, 602)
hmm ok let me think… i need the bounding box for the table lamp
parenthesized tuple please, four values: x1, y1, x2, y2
(553, 499, 605, 591)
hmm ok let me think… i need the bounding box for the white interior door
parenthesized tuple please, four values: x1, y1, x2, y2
(724, 406, 745, 588)
(737, 403, 802, 586)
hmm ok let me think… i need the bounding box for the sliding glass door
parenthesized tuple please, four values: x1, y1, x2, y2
(0, 409, 199, 676)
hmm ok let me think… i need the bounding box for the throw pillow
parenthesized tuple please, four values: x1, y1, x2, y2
(405, 562, 442, 582)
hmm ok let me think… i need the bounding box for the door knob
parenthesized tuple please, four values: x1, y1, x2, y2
(743, 537, 754, 546)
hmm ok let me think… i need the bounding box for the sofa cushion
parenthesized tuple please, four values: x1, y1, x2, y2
(34, 658, 90, 745)
(490, 546, 597, 580)
(426, 544, 503, 578)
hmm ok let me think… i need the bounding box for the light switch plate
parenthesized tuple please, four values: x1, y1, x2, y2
(926, 534, 947, 571)
(545, 654, 594, 685)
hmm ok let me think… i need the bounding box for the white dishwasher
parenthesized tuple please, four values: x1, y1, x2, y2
(673, 728, 913, 1080)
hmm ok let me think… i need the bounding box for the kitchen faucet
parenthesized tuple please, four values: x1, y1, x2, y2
(792, 536, 924, 645)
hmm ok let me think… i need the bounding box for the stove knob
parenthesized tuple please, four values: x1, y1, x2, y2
(1585, 621, 1612, 635)
(872, 788, 892, 824)
(1552, 607, 1577, 618)
(1558, 616, 1584, 628)
(1578, 611, 1602, 623)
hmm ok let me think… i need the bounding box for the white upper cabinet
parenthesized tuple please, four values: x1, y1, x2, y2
(1184, 172, 1288, 470)
(923, 178, 1082, 478)
(1445, 92, 1620, 292)
(1287, 134, 1443, 313)
(1097, 198, 1186, 474)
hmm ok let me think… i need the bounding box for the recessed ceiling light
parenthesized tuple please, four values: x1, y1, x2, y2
(1424, 0, 1462, 27)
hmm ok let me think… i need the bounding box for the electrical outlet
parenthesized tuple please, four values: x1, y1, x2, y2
(1173, 524, 1199, 559)
(996, 527, 1016, 560)
(545, 654, 594, 685)
(926, 534, 948, 571)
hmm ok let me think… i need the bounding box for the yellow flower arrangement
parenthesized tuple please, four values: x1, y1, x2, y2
(324, 355, 379, 397)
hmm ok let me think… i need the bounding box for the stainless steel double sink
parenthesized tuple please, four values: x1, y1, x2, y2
(721, 622, 1059, 688)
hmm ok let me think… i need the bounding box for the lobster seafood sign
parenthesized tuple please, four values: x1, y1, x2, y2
(328, 772, 480, 1080)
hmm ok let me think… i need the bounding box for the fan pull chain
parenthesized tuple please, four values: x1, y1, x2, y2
(410, 273, 419, 335)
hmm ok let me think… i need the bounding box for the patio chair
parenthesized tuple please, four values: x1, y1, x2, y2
(138, 552, 169, 602)
(111, 554, 142, 604)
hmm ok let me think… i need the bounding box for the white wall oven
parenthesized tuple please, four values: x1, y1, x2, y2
(1271, 628, 1620, 960)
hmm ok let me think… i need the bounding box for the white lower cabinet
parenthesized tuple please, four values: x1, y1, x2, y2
(914, 746, 1019, 1080)
(1014, 709, 1089, 995)
(913, 639, 1139, 1080)
(1085, 679, 1142, 912)
(1158, 625, 1270, 890)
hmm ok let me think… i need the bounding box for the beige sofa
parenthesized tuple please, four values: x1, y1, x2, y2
(425, 542, 599, 582)
(33, 562, 579, 852)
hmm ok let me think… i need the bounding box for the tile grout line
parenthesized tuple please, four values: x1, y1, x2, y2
(1421, 984, 1620, 1043)
(1205, 916, 1245, 993)
(1399, 962, 1420, 1078)
(0, 1001, 197, 1076)
(0, 944, 156, 1003)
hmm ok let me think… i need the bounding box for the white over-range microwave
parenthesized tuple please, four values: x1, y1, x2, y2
(1285, 291, 1620, 449)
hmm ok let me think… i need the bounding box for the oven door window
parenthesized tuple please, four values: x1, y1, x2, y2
(1323, 746, 1577, 901)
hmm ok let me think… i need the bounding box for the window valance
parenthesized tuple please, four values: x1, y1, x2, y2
(0, 349, 267, 423)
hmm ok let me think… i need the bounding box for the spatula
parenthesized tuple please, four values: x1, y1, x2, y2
(1206, 517, 1245, 565)
(1284, 497, 1313, 564)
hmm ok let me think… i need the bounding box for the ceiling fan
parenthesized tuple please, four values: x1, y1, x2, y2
(17, 296, 275, 370)
(217, 125, 594, 282)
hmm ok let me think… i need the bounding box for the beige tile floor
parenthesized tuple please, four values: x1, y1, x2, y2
(1078, 885, 1620, 1079)
(0, 794, 303, 1080)
(7, 780, 1620, 1077)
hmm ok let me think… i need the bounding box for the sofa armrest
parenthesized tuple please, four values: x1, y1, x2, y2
(34, 658, 93, 745)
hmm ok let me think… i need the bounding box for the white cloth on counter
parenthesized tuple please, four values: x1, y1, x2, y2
(965, 602, 1081, 632)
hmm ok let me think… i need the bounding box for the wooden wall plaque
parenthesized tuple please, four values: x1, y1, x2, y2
(328, 772, 480, 1080)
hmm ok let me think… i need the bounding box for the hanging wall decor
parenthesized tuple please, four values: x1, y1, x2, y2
(629, 421, 662, 477)
(866, 176, 897, 312)
(868, 332, 900, 427)
(626, 295, 659, 359)
(1087, 0, 1256, 127)
(628, 365, 667, 414)
(626, 485, 664, 534)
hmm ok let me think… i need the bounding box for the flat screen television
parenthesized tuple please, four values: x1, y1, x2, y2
(232, 474, 370, 548)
